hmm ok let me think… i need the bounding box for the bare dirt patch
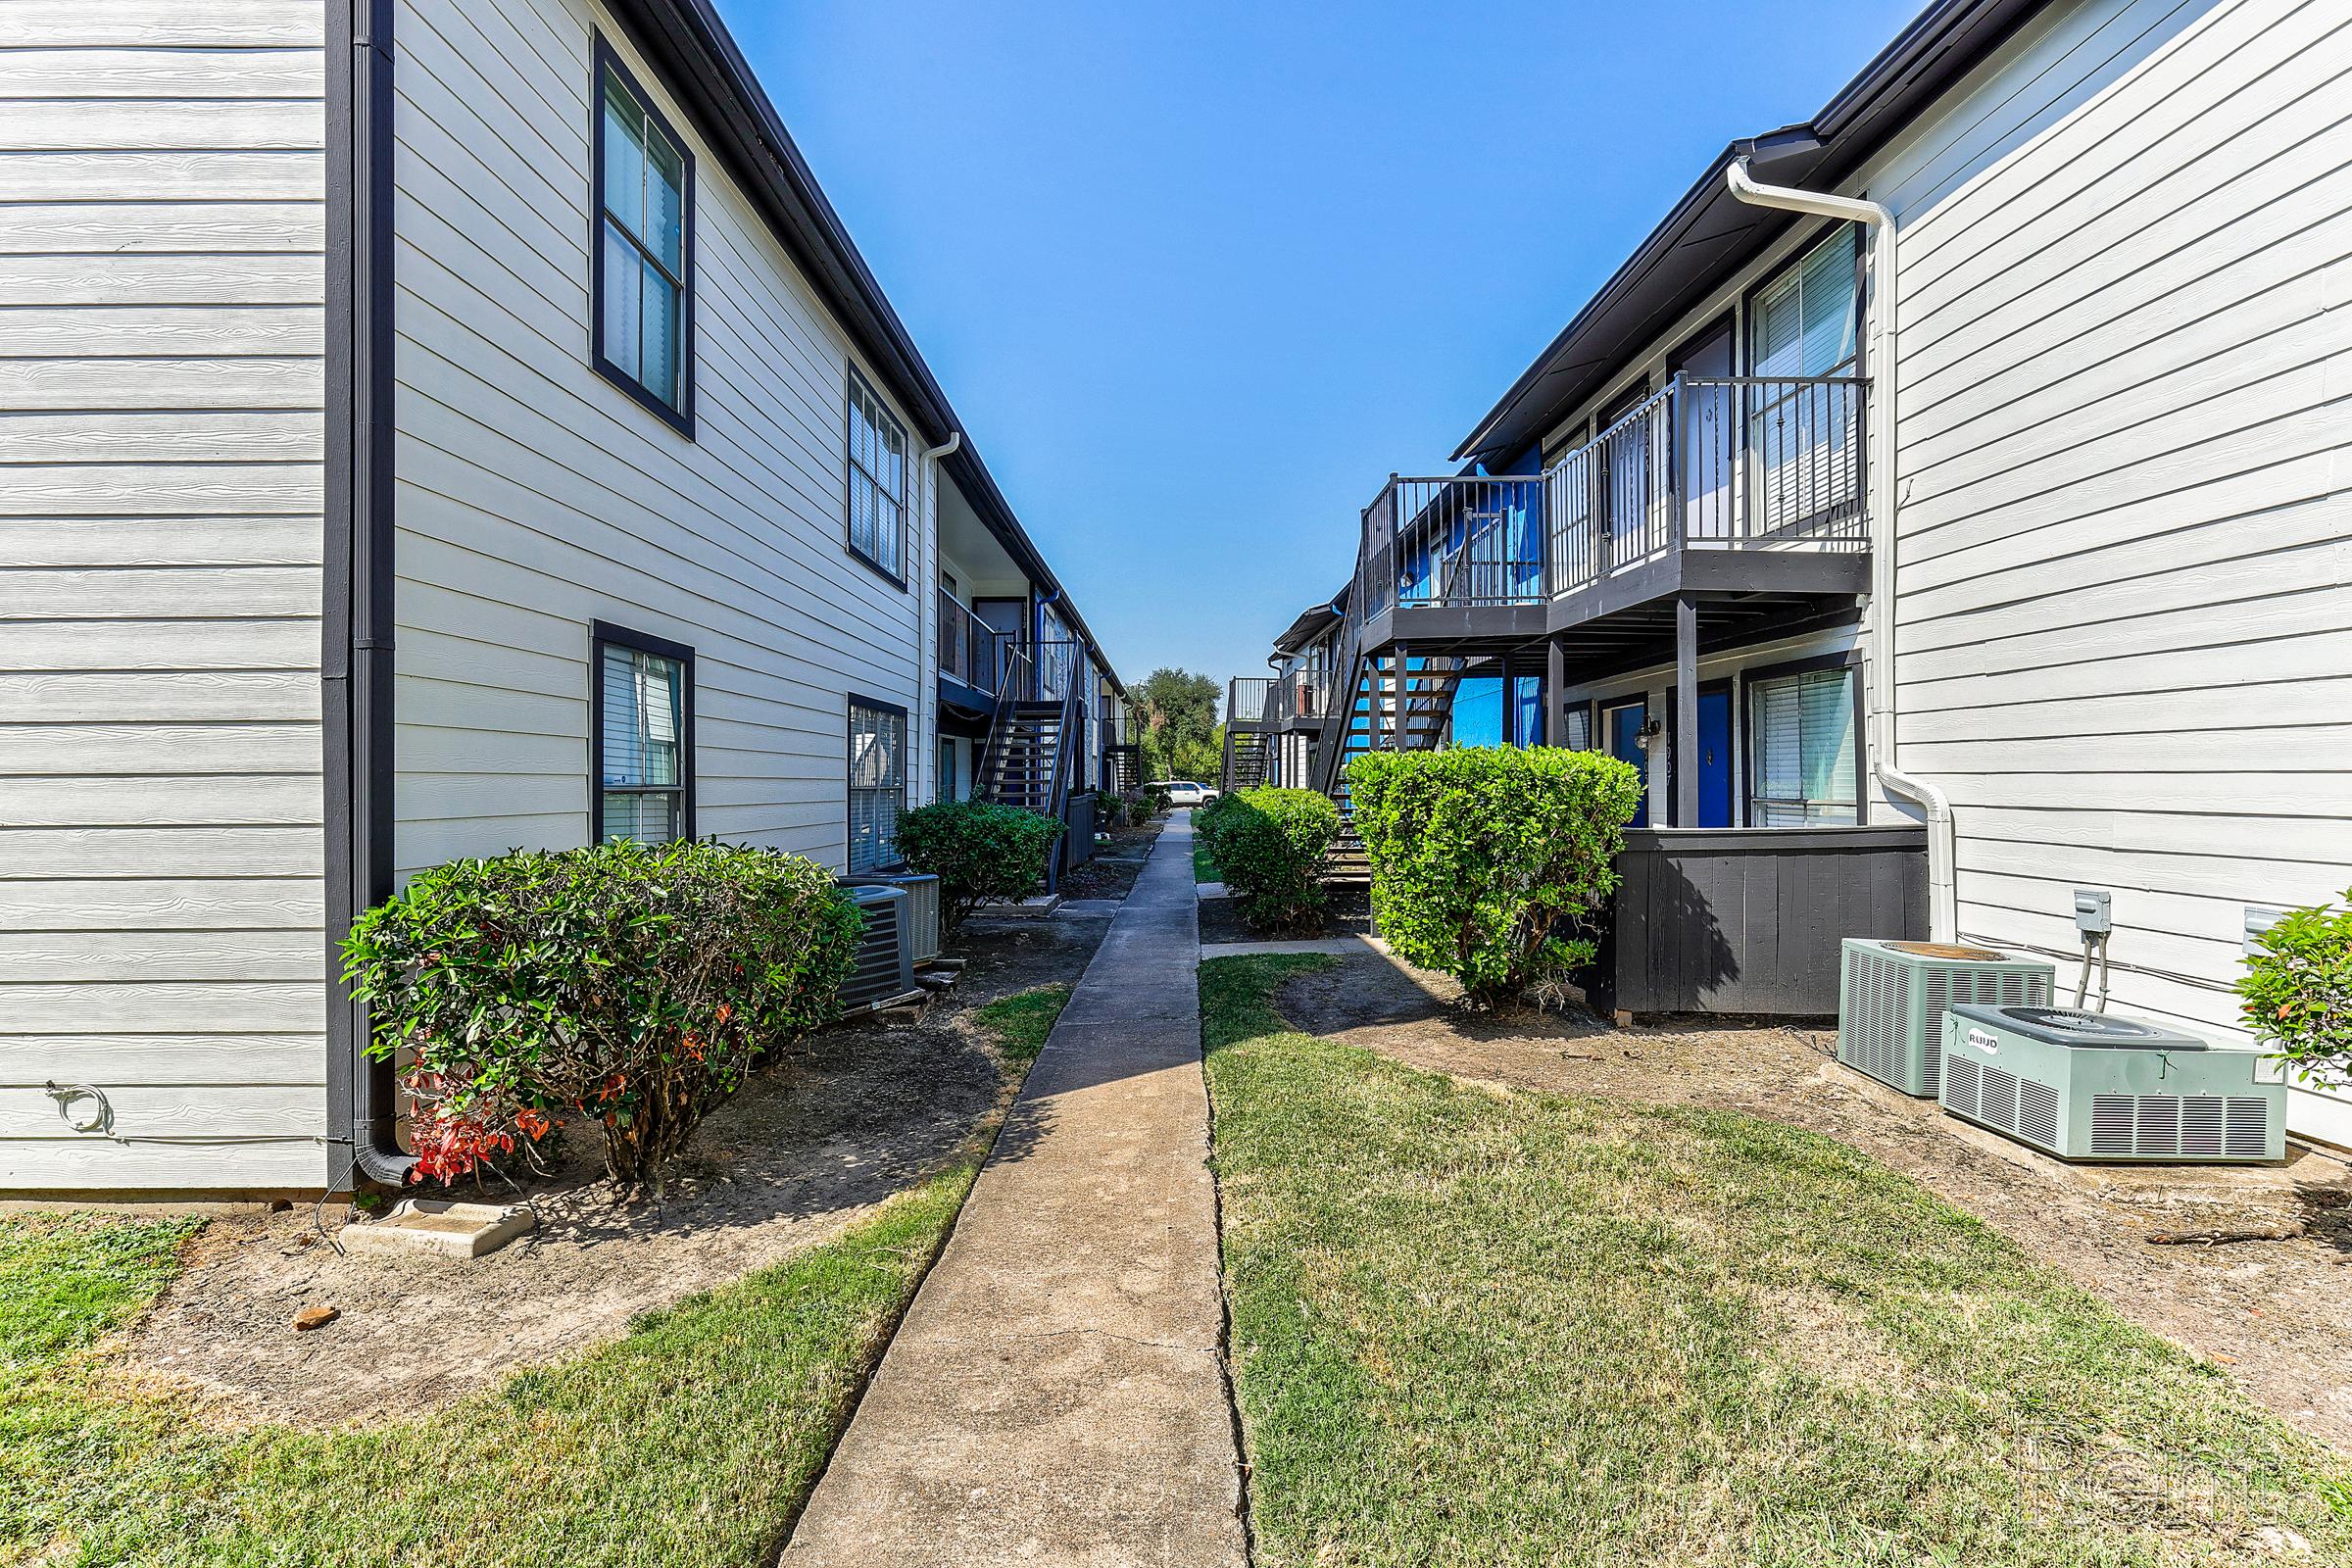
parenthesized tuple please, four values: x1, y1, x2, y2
(1058, 817, 1165, 902)
(128, 912, 1112, 1430)
(1276, 948, 2352, 1451)
(1198, 882, 1371, 947)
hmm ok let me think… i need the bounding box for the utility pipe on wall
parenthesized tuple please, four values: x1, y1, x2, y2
(1726, 156, 1958, 941)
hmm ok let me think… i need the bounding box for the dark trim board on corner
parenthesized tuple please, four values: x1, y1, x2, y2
(323, 0, 408, 1188)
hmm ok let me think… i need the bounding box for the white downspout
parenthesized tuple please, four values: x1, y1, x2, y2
(1727, 156, 1957, 941)
(920, 431, 959, 806)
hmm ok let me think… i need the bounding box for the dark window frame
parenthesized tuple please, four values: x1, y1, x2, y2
(844, 367, 909, 590)
(1556, 696, 1595, 751)
(591, 619, 697, 843)
(590, 35, 696, 438)
(1738, 648, 1867, 827)
(847, 692, 910, 872)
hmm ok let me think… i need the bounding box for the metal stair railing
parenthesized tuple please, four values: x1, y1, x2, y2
(973, 642, 1034, 806)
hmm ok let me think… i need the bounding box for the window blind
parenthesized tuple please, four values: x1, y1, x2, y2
(1748, 666, 1856, 826)
(599, 68, 687, 413)
(1750, 231, 1860, 531)
(848, 373, 906, 577)
(849, 701, 906, 871)
(600, 644, 685, 843)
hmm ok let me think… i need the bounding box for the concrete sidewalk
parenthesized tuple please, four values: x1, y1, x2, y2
(783, 810, 1242, 1567)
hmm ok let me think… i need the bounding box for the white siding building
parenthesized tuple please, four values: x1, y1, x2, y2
(0, 0, 1124, 1195)
(1270, 0, 2352, 1141)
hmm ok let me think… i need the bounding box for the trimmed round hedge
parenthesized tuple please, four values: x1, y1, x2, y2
(1347, 747, 1642, 1007)
(895, 799, 1063, 933)
(1199, 786, 1340, 934)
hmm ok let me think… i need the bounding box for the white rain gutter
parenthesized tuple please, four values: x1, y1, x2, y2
(1727, 156, 1957, 940)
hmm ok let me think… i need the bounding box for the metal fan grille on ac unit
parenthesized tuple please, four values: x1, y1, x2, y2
(1838, 940, 2055, 1098)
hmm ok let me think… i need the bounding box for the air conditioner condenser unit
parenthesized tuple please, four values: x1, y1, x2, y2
(838, 884, 922, 1013)
(839, 870, 941, 964)
(1940, 1004, 2284, 1163)
(1838, 940, 2055, 1097)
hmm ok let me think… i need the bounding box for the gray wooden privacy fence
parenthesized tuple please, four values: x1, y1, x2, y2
(1576, 825, 1928, 1016)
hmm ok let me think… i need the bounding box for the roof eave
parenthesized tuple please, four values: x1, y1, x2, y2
(606, 0, 1125, 692)
(1449, 0, 2055, 465)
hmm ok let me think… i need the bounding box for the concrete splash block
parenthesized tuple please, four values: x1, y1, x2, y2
(339, 1198, 535, 1259)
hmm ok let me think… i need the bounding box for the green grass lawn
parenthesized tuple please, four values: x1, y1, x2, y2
(1201, 955, 2352, 1568)
(1194, 844, 1218, 883)
(969, 982, 1071, 1064)
(0, 982, 1078, 1568)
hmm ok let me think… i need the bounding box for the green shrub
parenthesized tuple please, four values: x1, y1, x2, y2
(1200, 786, 1340, 934)
(1348, 747, 1643, 1007)
(895, 799, 1064, 933)
(1097, 791, 1145, 831)
(1195, 788, 1236, 839)
(341, 839, 861, 1194)
(2239, 887, 2352, 1081)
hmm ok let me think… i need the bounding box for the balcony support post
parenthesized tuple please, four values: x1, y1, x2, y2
(1675, 594, 1699, 829)
(1546, 638, 1565, 746)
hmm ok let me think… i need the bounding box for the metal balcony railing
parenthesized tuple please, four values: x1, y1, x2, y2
(1009, 637, 1084, 703)
(1099, 694, 1137, 749)
(1228, 676, 1273, 725)
(938, 589, 1006, 694)
(1264, 661, 1329, 726)
(1356, 373, 1869, 615)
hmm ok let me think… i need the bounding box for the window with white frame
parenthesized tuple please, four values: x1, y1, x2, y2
(595, 627, 691, 843)
(848, 698, 907, 871)
(1747, 663, 1858, 826)
(594, 47, 691, 429)
(847, 370, 907, 582)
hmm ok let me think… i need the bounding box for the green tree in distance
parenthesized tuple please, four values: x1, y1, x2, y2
(1134, 666, 1219, 782)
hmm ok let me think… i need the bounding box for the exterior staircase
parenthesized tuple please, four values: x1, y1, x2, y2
(1317, 652, 1464, 803)
(1220, 727, 1271, 793)
(978, 701, 1068, 814)
(1324, 815, 1372, 885)
(975, 652, 1084, 891)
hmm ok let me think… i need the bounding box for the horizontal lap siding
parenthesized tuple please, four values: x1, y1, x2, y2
(0, 2, 328, 1191)
(1875, 0, 2352, 1134)
(392, 0, 933, 880)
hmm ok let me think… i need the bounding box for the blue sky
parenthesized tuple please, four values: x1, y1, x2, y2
(715, 0, 1923, 697)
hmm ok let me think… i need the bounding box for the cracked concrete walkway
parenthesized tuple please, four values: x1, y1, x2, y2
(783, 810, 1242, 1568)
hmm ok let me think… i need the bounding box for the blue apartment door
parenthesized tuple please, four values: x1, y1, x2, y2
(1696, 687, 1733, 827)
(1605, 700, 1648, 827)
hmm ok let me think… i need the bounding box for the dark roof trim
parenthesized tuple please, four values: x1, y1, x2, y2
(1271, 582, 1350, 654)
(1451, 0, 2053, 464)
(606, 0, 1123, 692)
